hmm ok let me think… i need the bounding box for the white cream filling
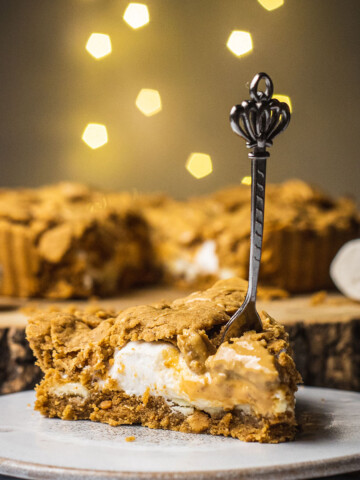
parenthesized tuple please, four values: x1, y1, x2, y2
(107, 341, 221, 412)
(51, 382, 89, 398)
(170, 240, 235, 282)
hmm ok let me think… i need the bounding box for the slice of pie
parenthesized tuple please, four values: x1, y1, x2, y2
(26, 278, 301, 443)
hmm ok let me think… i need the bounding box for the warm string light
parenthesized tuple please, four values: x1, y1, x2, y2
(227, 31, 253, 57)
(85, 33, 112, 59)
(273, 94, 293, 112)
(186, 153, 213, 179)
(82, 124, 108, 149)
(241, 176, 252, 186)
(136, 89, 162, 116)
(123, 3, 150, 29)
(257, 0, 284, 11)
(83, 4, 153, 146)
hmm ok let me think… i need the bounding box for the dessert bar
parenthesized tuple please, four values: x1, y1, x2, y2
(27, 278, 301, 443)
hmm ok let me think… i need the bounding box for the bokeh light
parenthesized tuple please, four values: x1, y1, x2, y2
(257, 0, 284, 11)
(123, 3, 150, 29)
(82, 123, 108, 149)
(85, 33, 112, 59)
(186, 153, 213, 179)
(135, 89, 162, 116)
(226, 31, 253, 57)
(241, 176, 252, 186)
(273, 94, 293, 112)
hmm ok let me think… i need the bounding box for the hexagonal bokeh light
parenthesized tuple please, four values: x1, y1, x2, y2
(82, 124, 108, 149)
(257, 0, 284, 11)
(273, 94, 293, 113)
(241, 175, 252, 186)
(186, 153, 213, 179)
(85, 33, 112, 59)
(123, 3, 150, 29)
(227, 31, 253, 57)
(135, 89, 162, 116)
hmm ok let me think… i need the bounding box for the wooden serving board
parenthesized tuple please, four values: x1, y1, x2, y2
(0, 288, 359, 394)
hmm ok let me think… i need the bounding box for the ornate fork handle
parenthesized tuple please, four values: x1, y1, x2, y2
(221, 73, 290, 342)
(248, 151, 267, 304)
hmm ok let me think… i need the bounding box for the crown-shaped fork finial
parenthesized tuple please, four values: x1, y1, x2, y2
(230, 72, 290, 153)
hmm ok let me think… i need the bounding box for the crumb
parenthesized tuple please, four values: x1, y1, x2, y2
(258, 286, 289, 301)
(142, 387, 150, 406)
(125, 436, 136, 442)
(99, 400, 112, 410)
(27, 403, 31, 407)
(310, 291, 327, 306)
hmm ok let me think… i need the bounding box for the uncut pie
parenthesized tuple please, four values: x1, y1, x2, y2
(0, 183, 154, 298)
(27, 278, 301, 443)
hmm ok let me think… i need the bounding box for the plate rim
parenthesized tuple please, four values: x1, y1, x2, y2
(1, 453, 360, 480)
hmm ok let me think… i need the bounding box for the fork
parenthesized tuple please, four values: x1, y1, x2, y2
(221, 72, 291, 342)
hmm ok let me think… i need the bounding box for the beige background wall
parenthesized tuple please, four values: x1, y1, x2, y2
(0, 0, 359, 200)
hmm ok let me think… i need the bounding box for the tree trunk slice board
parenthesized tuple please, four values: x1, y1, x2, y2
(0, 289, 359, 394)
(258, 295, 360, 391)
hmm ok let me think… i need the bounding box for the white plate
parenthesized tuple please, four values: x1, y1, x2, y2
(0, 387, 359, 480)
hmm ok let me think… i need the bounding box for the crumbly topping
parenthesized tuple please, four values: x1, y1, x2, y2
(26, 278, 301, 391)
(143, 180, 359, 257)
(0, 183, 142, 242)
(208, 180, 359, 230)
(26, 278, 245, 372)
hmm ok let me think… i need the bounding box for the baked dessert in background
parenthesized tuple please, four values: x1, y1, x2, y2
(0, 179, 358, 298)
(0, 183, 155, 298)
(145, 180, 359, 293)
(210, 180, 360, 292)
(27, 278, 301, 443)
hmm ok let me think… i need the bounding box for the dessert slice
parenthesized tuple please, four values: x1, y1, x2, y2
(27, 278, 301, 443)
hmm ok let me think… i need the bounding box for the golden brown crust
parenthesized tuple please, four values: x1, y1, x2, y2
(34, 386, 297, 443)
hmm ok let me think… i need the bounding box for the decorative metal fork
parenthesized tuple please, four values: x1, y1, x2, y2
(221, 72, 291, 342)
